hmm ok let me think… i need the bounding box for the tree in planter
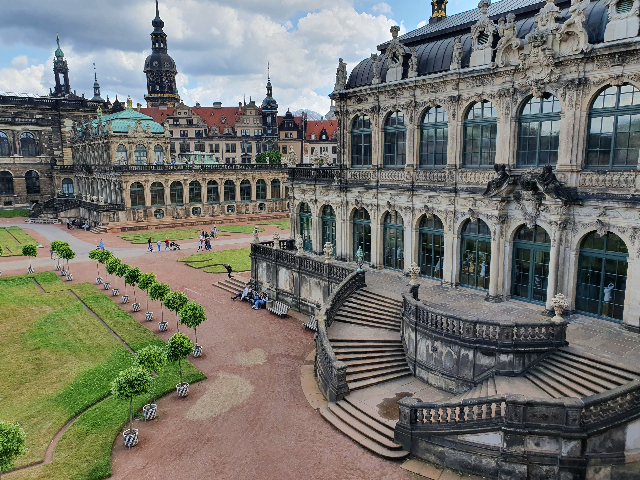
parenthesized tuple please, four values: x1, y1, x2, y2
(57, 246, 76, 278)
(179, 301, 207, 356)
(89, 249, 110, 280)
(116, 263, 131, 294)
(166, 332, 194, 396)
(148, 282, 170, 325)
(111, 366, 151, 447)
(134, 345, 167, 419)
(97, 250, 113, 283)
(255, 150, 282, 164)
(138, 272, 156, 314)
(105, 257, 121, 287)
(124, 267, 142, 305)
(50, 240, 69, 269)
(0, 421, 26, 479)
(165, 291, 188, 332)
(21, 244, 37, 273)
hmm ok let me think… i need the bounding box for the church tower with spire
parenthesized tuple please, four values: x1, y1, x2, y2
(144, 0, 179, 107)
(91, 67, 104, 102)
(261, 65, 278, 141)
(52, 35, 71, 97)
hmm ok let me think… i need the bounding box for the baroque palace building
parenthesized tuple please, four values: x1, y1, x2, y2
(290, 0, 640, 331)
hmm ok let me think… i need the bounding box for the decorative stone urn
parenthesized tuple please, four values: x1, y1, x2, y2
(408, 262, 421, 285)
(252, 226, 260, 244)
(132, 303, 140, 312)
(96, 277, 103, 285)
(193, 344, 202, 358)
(143, 404, 157, 421)
(122, 295, 129, 304)
(272, 231, 280, 249)
(324, 242, 334, 264)
(123, 428, 138, 448)
(550, 293, 569, 322)
(176, 382, 189, 397)
(112, 288, 120, 297)
(103, 282, 111, 290)
(158, 321, 168, 332)
(145, 312, 153, 321)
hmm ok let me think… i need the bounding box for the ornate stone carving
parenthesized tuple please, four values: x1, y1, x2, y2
(604, 0, 640, 42)
(295, 234, 304, 253)
(468, 208, 479, 223)
(496, 14, 523, 67)
(272, 231, 280, 249)
(550, 293, 569, 322)
(556, 0, 592, 55)
(458, 170, 496, 185)
(334, 58, 347, 92)
(470, 0, 497, 67)
(483, 164, 513, 197)
(408, 47, 419, 78)
(371, 54, 382, 85)
(595, 218, 609, 236)
(385, 26, 406, 82)
(579, 171, 637, 189)
(515, 190, 542, 228)
(324, 242, 334, 263)
(451, 37, 463, 70)
(408, 262, 421, 285)
(252, 226, 260, 244)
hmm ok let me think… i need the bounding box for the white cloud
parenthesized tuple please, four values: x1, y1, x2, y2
(371, 2, 393, 15)
(10, 55, 29, 68)
(417, 20, 427, 28)
(0, 64, 46, 94)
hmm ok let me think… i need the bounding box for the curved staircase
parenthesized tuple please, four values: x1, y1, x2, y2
(333, 289, 402, 331)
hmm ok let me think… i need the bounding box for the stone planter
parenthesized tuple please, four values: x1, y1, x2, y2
(143, 403, 157, 421)
(122, 295, 129, 304)
(60, 269, 67, 276)
(112, 288, 119, 297)
(158, 321, 168, 332)
(123, 428, 139, 448)
(27, 266, 34, 274)
(103, 282, 111, 290)
(96, 277, 103, 285)
(193, 344, 202, 358)
(132, 303, 140, 312)
(145, 312, 153, 321)
(66, 274, 73, 281)
(176, 382, 189, 397)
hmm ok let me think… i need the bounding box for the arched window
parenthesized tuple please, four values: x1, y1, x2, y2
(224, 180, 235, 202)
(0, 132, 9, 156)
(207, 180, 219, 203)
(576, 231, 628, 321)
(463, 101, 497, 167)
(20, 133, 36, 157)
(240, 180, 251, 201)
(189, 181, 202, 203)
(25, 170, 40, 195)
(134, 145, 147, 165)
(0, 171, 14, 195)
(299, 203, 313, 251)
(154, 145, 164, 163)
(170, 181, 184, 205)
(351, 115, 372, 167)
(150, 182, 165, 206)
(419, 106, 448, 168)
(384, 111, 406, 168)
(512, 225, 551, 304)
(460, 219, 491, 290)
(419, 215, 444, 279)
(517, 94, 561, 167)
(271, 179, 281, 199)
(116, 144, 127, 164)
(256, 179, 267, 200)
(383, 212, 404, 270)
(587, 84, 640, 168)
(353, 208, 371, 263)
(62, 178, 74, 196)
(129, 182, 145, 208)
(321, 205, 336, 252)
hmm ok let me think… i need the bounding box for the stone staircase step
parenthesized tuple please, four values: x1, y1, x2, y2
(333, 316, 401, 332)
(338, 305, 402, 323)
(480, 378, 489, 397)
(336, 351, 405, 361)
(337, 400, 396, 439)
(488, 376, 497, 397)
(341, 297, 402, 315)
(542, 358, 618, 393)
(524, 369, 581, 398)
(333, 315, 401, 330)
(333, 346, 405, 356)
(341, 355, 408, 368)
(319, 405, 409, 459)
(347, 365, 411, 383)
(343, 396, 398, 430)
(495, 376, 551, 399)
(358, 289, 403, 308)
(330, 340, 403, 347)
(532, 365, 597, 397)
(346, 360, 409, 375)
(555, 350, 638, 382)
(348, 371, 412, 391)
(328, 403, 399, 448)
(545, 356, 626, 389)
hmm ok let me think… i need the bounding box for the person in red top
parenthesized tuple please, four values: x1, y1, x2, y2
(148, 237, 153, 252)
(165, 238, 170, 250)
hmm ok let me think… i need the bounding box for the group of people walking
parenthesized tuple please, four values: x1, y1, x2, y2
(197, 227, 218, 252)
(231, 284, 269, 309)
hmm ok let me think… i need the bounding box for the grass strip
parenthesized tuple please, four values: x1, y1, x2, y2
(254, 219, 290, 230)
(0, 208, 29, 218)
(0, 226, 37, 256)
(180, 247, 251, 273)
(118, 227, 201, 244)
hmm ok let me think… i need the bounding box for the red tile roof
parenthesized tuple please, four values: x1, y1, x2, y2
(306, 119, 337, 141)
(139, 106, 174, 124)
(140, 105, 251, 133)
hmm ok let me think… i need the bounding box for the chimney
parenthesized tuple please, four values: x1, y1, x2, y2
(213, 101, 222, 109)
(239, 102, 242, 111)
(196, 102, 201, 108)
(137, 103, 142, 112)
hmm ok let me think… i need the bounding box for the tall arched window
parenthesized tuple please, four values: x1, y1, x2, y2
(517, 94, 561, 167)
(353, 208, 371, 263)
(189, 181, 202, 203)
(224, 180, 235, 202)
(321, 205, 336, 252)
(383, 212, 404, 270)
(170, 181, 184, 205)
(351, 115, 372, 167)
(0, 171, 14, 195)
(270, 179, 281, 199)
(20, 133, 36, 157)
(419, 215, 444, 279)
(419, 106, 448, 168)
(384, 111, 406, 168)
(587, 84, 640, 168)
(512, 225, 550, 304)
(299, 203, 313, 251)
(0, 132, 9, 156)
(62, 178, 74, 196)
(150, 182, 165, 206)
(256, 179, 267, 200)
(116, 144, 128, 164)
(463, 101, 497, 167)
(240, 180, 251, 201)
(154, 145, 164, 163)
(207, 180, 219, 203)
(134, 145, 147, 165)
(25, 170, 40, 195)
(460, 219, 491, 290)
(129, 182, 145, 208)
(576, 231, 628, 321)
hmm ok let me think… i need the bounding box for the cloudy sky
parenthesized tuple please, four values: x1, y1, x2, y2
(0, 0, 478, 115)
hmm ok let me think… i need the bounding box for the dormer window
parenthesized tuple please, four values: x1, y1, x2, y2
(311, 133, 316, 140)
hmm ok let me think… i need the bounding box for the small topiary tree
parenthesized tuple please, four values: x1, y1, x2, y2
(57, 245, 76, 273)
(88, 249, 101, 277)
(180, 301, 207, 346)
(135, 345, 167, 406)
(116, 263, 131, 293)
(105, 257, 121, 284)
(138, 272, 156, 312)
(124, 267, 142, 304)
(50, 240, 69, 268)
(148, 282, 170, 323)
(21, 244, 37, 272)
(166, 332, 194, 387)
(0, 421, 26, 478)
(165, 291, 188, 332)
(111, 366, 151, 441)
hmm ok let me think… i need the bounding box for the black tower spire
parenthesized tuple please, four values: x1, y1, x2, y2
(144, 0, 179, 107)
(52, 35, 71, 97)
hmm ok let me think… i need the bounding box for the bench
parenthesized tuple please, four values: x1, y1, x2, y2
(302, 315, 317, 332)
(268, 300, 290, 317)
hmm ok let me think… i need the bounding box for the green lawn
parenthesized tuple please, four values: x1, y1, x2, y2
(255, 219, 290, 230)
(0, 226, 38, 256)
(180, 247, 251, 273)
(119, 227, 202, 244)
(0, 208, 30, 218)
(1, 272, 205, 480)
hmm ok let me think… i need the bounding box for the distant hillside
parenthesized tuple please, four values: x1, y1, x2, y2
(291, 109, 324, 120)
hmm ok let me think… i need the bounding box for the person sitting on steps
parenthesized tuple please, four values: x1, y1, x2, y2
(232, 284, 252, 301)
